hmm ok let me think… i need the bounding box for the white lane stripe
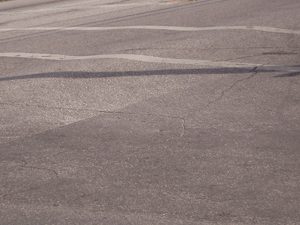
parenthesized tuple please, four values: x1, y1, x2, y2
(1, 52, 300, 72)
(0, 26, 299, 35)
(0, 52, 261, 68)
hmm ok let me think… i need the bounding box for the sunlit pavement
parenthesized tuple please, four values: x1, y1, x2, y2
(0, 0, 300, 224)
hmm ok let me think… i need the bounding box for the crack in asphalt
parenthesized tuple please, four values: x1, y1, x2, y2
(221, 54, 264, 62)
(180, 117, 186, 137)
(0, 166, 58, 199)
(206, 69, 258, 107)
(20, 165, 59, 179)
(221, 50, 298, 62)
(0, 162, 58, 199)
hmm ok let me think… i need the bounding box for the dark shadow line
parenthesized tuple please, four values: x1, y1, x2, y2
(262, 52, 298, 55)
(0, 67, 284, 82)
(274, 72, 300, 77)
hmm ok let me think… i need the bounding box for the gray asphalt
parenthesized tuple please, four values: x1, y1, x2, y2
(0, 0, 300, 224)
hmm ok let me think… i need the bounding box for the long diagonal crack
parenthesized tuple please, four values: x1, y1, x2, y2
(206, 68, 258, 107)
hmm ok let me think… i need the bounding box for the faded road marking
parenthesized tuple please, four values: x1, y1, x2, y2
(1, 52, 300, 72)
(0, 26, 299, 35)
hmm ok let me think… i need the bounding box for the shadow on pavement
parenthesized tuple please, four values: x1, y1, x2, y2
(0, 68, 273, 81)
(274, 71, 300, 77)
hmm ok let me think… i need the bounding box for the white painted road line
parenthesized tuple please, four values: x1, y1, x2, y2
(0, 52, 262, 68)
(0, 26, 299, 35)
(1, 52, 300, 72)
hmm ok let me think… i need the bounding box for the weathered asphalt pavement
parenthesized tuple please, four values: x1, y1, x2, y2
(0, 0, 300, 224)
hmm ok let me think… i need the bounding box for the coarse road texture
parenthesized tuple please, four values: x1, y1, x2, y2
(0, 0, 300, 224)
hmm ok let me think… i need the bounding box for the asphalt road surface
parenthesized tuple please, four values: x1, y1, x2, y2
(0, 0, 300, 224)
